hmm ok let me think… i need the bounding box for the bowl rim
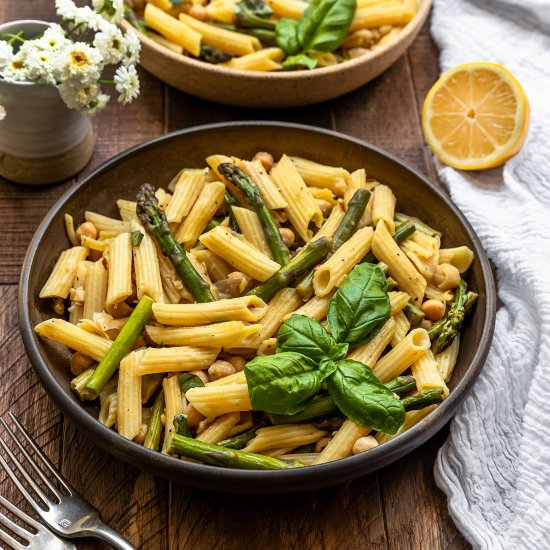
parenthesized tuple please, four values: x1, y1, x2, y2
(18, 121, 496, 493)
(120, 0, 433, 80)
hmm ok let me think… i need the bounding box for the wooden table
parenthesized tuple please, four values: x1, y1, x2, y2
(0, 2, 470, 548)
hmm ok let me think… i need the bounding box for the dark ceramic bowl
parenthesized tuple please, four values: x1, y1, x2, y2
(19, 122, 496, 494)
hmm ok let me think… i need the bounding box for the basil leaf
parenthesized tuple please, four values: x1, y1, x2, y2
(283, 54, 318, 70)
(173, 413, 192, 437)
(277, 314, 348, 361)
(328, 263, 390, 347)
(131, 230, 144, 247)
(275, 18, 301, 55)
(236, 0, 273, 18)
(245, 352, 327, 415)
(326, 359, 405, 434)
(298, 0, 357, 53)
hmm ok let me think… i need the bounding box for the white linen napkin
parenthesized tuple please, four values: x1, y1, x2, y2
(429, 1, 550, 548)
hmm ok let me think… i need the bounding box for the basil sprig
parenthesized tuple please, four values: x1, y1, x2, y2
(275, 0, 357, 68)
(245, 263, 404, 434)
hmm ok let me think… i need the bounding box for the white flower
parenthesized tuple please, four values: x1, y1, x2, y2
(58, 80, 100, 111)
(0, 41, 14, 69)
(1, 52, 30, 82)
(114, 64, 140, 104)
(93, 26, 125, 65)
(58, 42, 103, 88)
(55, 0, 104, 32)
(0, 106, 6, 121)
(86, 92, 110, 115)
(93, 0, 125, 24)
(121, 30, 140, 67)
(35, 24, 69, 52)
(25, 48, 57, 84)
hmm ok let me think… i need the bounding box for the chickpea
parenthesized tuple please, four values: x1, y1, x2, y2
(105, 300, 133, 319)
(228, 355, 246, 372)
(185, 405, 205, 430)
(189, 4, 208, 21)
(133, 422, 148, 445)
(421, 299, 446, 321)
(51, 297, 65, 316)
(279, 227, 295, 248)
(419, 319, 433, 331)
(352, 435, 379, 455)
(71, 352, 95, 376)
(189, 370, 209, 385)
(314, 437, 332, 453)
(434, 263, 461, 291)
(253, 151, 274, 171)
(317, 199, 333, 217)
(228, 271, 250, 297)
(75, 221, 97, 243)
(208, 360, 236, 381)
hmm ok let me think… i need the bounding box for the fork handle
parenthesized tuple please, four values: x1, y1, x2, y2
(87, 522, 138, 550)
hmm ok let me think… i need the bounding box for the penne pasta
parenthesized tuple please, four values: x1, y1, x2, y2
(131, 219, 164, 303)
(265, 0, 308, 19)
(222, 48, 285, 71)
(196, 412, 241, 444)
(286, 292, 334, 321)
(39, 246, 88, 299)
(411, 348, 449, 397)
(315, 420, 371, 464)
(238, 159, 287, 210)
(164, 170, 205, 224)
(138, 346, 221, 375)
(289, 157, 349, 197)
(245, 424, 327, 453)
(117, 199, 137, 221)
(162, 375, 184, 452)
(313, 203, 346, 240)
(371, 184, 396, 235)
(376, 405, 438, 444)
(186, 384, 252, 417)
(435, 334, 460, 382)
(390, 310, 411, 347)
(117, 350, 144, 440)
(348, 317, 396, 367)
(106, 232, 133, 305)
(232, 206, 273, 258)
(84, 211, 129, 234)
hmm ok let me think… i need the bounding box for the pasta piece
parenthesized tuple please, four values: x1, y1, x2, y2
(222, 48, 285, 71)
(145, 321, 261, 347)
(238, 159, 287, 210)
(157, 251, 193, 304)
(186, 384, 252, 417)
(279, 453, 320, 466)
(149, 31, 184, 54)
(147, 0, 172, 10)
(206, 0, 239, 24)
(131, 220, 164, 303)
(309, 187, 339, 206)
(199, 226, 281, 281)
(164, 170, 205, 224)
(438, 246, 475, 273)
(205, 371, 247, 387)
(344, 169, 373, 228)
(192, 249, 233, 282)
(388, 291, 410, 316)
(175, 181, 225, 249)
(348, 317, 396, 367)
(390, 310, 410, 347)
(435, 334, 460, 382)
(372, 220, 426, 304)
(68, 260, 90, 325)
(64, 214, 79, 247)
(196, 412, 241, 444)
(286, 292, 334, 321)
(313, 203, 345, 240)
(270, 155, 323, 242)
(162, 375, 184, 452)
(118, 350, 144, 440)
(152, 295, 268, 325)
(232, 206, 273, 258)
(35, 319, 111, 361)
(372, 328, 430, 382)
(144, 3, 201, 56)
(376, 405, 438, 444)
(425, 284, 454, 302)
(117, 199, 137, 221)
(138, 346, 221, 375)
(155, 188, 172, 210)
(289, 157, 349, 197)
(84, 211, 129, 234)
(106, 232, 133, 305)
(244, 424, 327, 453)
(401, 230, 440, 281)
(411, 349, 449, 397)
(82, 259, 108, 320)
(39, 246, 88, 299)
(265, 0, 308, 19)
(314, 420, 371, 464)
(313, 227, 374, 296)
(98, 375, 118, 428)
(257, 338, 277, 355)
(227, 419, 255, 437)
(179, 13, 261, 56)
(371, 184, 396, 235)
(351, 3, 415, 31)
(80, 236, 111, 251)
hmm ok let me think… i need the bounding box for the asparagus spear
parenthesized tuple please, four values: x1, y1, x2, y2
(218, 163, 291, 266)
(199, 44, 232, 64)
(400, 388, 444, 411)
(296, 189, 371, 299)
(173, 413, 193, 438)
(362, 220, 416, 263)
(137, 183, 214, 303)
(247, 237, 331, 301)
(269, 375, 418, 425)
(218, 426, 260, 449)
(224, 190, 240, 232)
(235, 1, 276, 29)
(215, 23, 277, 45)
(80, 295, 154, 400)
(168, 435, 303, 469)
(144, 389, 165, 452)
(403, 303, 425, 325)
(428, 279, 478, 353)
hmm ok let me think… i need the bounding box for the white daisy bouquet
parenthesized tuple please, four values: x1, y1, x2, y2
(0, 0, 141, 120)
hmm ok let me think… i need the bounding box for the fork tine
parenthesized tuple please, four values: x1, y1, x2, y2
(0, 440, 52, 508)
(0, 417, 64, 501)
(0, 509, 32, 543)
(0, 519, 27, 550)
(7, 413, 73, 494)
(0, 494, 45, 533)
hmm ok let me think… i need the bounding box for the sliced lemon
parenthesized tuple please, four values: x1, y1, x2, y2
(422, 62, 530, 170)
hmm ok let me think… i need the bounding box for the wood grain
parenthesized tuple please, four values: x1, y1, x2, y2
(0, 3, 469, 547)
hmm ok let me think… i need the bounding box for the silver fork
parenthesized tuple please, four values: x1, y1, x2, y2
(0, 493, 76, 550)
(0, 413, 138, 550)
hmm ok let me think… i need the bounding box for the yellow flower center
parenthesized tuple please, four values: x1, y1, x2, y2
(70, 51, 88, 67)
(11, 60, 23, 70)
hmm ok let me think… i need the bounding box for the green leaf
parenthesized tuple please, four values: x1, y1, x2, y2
(275, 18, 301, 55)
(276, 314, 348, 362)
(237, 0, 273, 17)
(173, 413, 192, 437)
(131, 230, 144, 247)
(328, 263, 390, 347)
(245, 352, 329, 415)
(178, 373, 204, 393)
(283, 54, 318, 70)
(298, 0, 357, 53)
(235, 0, 276, 29)
(326, 360, 405, 434)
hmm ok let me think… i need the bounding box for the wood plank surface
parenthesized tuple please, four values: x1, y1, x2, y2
(0, 2, 469, 548)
